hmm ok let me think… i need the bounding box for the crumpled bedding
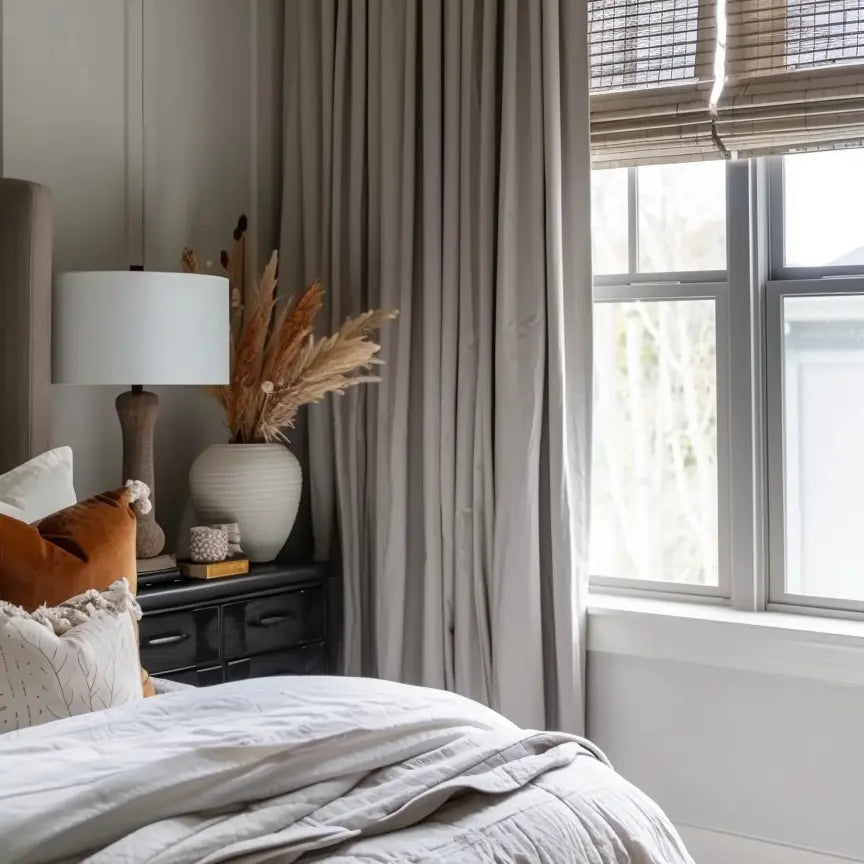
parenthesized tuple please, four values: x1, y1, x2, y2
(150, 676, 195, 695)
(0, 676, 693, 864)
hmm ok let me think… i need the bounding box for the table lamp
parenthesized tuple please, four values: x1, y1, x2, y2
(53, 271, 230, 559)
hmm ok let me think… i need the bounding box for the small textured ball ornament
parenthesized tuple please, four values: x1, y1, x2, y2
(189, 526, 229, 563)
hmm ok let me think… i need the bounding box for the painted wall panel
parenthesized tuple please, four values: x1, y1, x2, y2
(1, 0, 284, 550)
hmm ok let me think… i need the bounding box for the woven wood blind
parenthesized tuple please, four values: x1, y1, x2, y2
(716, 0, 864, 156)
(589, 0, 720, 166)
(590, 0, 864, 165)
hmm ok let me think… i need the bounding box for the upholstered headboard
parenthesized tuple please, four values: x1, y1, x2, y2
(0, 179, 53, 473)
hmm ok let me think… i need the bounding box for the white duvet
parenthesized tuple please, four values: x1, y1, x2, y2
(0, 677, 693, 864)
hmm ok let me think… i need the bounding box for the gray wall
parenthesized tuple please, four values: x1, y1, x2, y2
(1, 0, 284, 550)
(588, 621, 864, 863)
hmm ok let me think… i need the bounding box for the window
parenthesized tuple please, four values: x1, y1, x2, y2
(591, 147, 864, 616)
(781, 150, 864, 269)
(591, 168, 628, 275)
(590, 160, 728, 594)
(592, 161, 727, 278)
(637, 162, 726, 272)
(769, 292, 864, 606)
(764, 147, 864, 613)
(591, 298, 720, 587)
(586, 0, 864, 616)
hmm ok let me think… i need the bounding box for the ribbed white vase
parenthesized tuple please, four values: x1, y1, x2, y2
(188, 444, 302, 563)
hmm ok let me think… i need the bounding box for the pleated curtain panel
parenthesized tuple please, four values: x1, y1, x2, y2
(589, 0, 864, 166)
(280, 0, 593, 732)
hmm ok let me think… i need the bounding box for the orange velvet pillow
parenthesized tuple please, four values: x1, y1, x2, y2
(0, 488, 138, 610)
(0, 486, 155, 698)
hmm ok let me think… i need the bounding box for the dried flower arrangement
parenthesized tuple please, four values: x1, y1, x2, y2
(182, 216, 397, 443)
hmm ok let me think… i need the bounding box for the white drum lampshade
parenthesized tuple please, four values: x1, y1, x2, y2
(53, 271, 229, 386)
(52, 271, 230, 559)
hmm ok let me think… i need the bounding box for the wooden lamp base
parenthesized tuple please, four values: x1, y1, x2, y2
(115, 385, 165, 559)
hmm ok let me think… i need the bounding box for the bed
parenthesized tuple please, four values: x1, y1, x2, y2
(1, 676, 691, 864)
(0, 179, 693, 864)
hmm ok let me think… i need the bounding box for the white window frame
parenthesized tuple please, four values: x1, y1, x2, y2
(593, 154, 864, 620)
(766, 158, 864, 282)
(593, 167, 727, 289)
(764, 151, 864, 616)
(591, 164, 734, 601)
(765, 281, 864, 617)
(724, 159, 767, 613)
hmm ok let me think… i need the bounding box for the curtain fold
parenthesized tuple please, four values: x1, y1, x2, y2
(281, 0, 592, 732)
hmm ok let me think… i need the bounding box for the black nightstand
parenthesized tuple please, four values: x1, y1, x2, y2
(137, 563, 337, 687)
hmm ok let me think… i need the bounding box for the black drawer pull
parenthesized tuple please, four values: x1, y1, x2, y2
(144, 632, 190, 647)
(252, 612, 297, 627)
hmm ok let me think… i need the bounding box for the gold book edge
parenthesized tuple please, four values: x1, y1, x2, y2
(181, 559, 250, 580)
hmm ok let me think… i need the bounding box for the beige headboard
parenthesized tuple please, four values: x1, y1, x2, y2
(0, 179, 53, 473)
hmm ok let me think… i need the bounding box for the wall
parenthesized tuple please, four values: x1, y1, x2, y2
(1, 0, 283, 549)
(588, 604, 864, 863)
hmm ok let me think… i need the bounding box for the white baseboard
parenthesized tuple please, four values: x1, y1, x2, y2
(676, 824, 863, 864)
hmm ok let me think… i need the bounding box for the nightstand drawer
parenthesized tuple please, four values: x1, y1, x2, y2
(157, 665, 224, 687)
(223, 588, 324, 660)
(226, 643, 327, 680)
(139, 607, 219, 673)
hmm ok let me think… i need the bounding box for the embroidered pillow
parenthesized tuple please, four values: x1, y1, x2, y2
(0, 579, 143, 732)
(0, 446, 76, 523)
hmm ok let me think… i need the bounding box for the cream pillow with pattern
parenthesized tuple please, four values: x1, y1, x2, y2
(0, 579, 143, 732)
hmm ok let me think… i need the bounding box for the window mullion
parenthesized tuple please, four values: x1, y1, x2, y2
(766, 158, 785, 281)
(627, 167, 639, 276)
(726, 158, 768, 611)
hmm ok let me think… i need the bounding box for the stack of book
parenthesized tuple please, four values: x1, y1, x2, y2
(180, 558, 250, 580)
(136, 554, 182, 587)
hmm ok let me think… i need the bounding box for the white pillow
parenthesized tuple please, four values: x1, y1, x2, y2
(0, 445, 76, 522)
(0, 579, 143, 733)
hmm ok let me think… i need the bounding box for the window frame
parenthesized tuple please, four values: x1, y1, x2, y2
(592, 281, 732, 599)
(764, 150, 864, 615)
(592, 152, 864, 619)
(593, 166, 728, 287)
(765, 280, 864, 616)
(590, 162, 733, 600)
(767, 157, 864, 282)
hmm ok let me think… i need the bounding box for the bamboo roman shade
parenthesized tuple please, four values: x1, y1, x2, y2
(590, 0, 864, 165)
(589, 0, 720, 166)
(716, 0, 864, 156)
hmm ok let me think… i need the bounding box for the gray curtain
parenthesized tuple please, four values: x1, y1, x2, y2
(280, 0, 592, 733)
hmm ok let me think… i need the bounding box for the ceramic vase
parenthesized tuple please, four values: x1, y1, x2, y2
(189, 443, 302, 563)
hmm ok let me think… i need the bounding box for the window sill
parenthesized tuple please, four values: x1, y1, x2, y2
(588, 592, 864, 687)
